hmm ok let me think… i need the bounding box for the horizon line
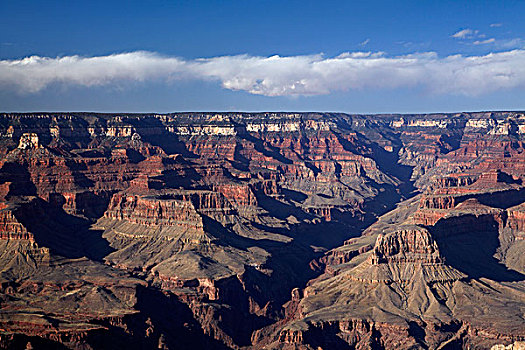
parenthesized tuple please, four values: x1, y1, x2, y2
(2, 109, 525, 117)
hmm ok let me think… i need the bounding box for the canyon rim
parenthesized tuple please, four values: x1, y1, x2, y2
(0, 112, 524, 349)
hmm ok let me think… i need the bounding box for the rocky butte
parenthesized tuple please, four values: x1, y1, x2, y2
(0, 111, 524, 349)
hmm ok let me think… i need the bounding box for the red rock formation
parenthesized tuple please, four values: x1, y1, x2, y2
(0, 208, 34, 240)
(212, 183, 258, 207)
(370, 227, 442, 264)
(104, 192, 204, 230)
(1, 111, 525, 349)
(506, 203, 525, 233)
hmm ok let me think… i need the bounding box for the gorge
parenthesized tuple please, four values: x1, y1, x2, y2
(0, 111, 524, 349)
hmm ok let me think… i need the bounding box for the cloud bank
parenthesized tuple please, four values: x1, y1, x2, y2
(2, 50, 525, 97)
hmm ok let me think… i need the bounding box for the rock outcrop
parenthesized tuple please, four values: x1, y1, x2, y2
(0, 111, 525, 349)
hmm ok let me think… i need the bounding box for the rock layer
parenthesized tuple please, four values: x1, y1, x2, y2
(0, 111, 524, 349)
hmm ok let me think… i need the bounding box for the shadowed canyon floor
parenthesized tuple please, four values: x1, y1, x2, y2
(0, 112, 524, 349)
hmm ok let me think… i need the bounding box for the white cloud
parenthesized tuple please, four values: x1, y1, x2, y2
(452, 29, 478, 39)
(0, 52, 186, 93)
(451, 26, 523, 49)
(359, 38, 370, 46)
(497, 38, 525, 49)
(2, 50, 525, 97)
(473, 38, 496, 45)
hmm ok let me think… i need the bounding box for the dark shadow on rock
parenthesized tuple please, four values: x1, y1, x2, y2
(133, 286, 232, 350)
(126, 149, 146, 163)
(254, 190, 313, 222)
(302, 323, 354, 350)
(0, 162, 38, 196)
(408, 321, 428, 349)
(231, 141, 250, 171)
(199, 214, 324, 322)
(13, 197, 115, 261)
(438, 129, 465, 155)
(156, 164, 202, 189)
(475, 187, 525, 209)
(304, 162, 321, 176)
(65, 159, 96, 188)
(281, 188, 308, 203)
(47, 190, 112, 221)
(333, 130, 417, 200)
(129, 118, 198, 158)
(237, 132, 294, 165)
(1, 334, 70, 350)
(431, 214, 525, 282)
(84, 285, 232, 350)
(362, 182, 403, 221)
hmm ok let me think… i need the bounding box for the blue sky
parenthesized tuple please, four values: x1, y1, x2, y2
(1, 0, 525, 113)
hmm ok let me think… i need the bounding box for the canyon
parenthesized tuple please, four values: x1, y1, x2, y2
(0, 111, 524, 349)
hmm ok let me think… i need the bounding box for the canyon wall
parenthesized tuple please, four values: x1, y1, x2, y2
(0, 111, 524, 349)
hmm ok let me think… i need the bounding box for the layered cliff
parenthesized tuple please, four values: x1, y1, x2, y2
(268, 167, 525, 349)
(0, 111, 525, 349)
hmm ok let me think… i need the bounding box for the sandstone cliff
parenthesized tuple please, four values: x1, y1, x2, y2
(0, 111, 524, 349)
